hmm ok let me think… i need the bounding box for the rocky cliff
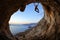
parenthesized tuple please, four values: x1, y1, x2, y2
(0, 0, 60, 40)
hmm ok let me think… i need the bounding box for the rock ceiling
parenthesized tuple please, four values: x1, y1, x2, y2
(0, 0, 60, 40)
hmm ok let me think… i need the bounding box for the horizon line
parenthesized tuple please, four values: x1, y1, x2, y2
(9, 22, 37, 24)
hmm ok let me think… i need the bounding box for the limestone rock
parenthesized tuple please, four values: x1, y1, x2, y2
(0, 0, 60, 40)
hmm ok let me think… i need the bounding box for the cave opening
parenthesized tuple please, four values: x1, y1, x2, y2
(0, 0, 60, 40)
(9, 3, 44, 35)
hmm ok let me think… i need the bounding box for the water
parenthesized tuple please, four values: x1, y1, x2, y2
(9, 23, 37, 35)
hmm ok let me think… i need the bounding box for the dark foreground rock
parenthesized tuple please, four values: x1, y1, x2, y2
(0, 0, 60, 40)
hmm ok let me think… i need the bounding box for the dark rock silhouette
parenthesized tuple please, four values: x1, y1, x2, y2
(0, 0, 60, 40)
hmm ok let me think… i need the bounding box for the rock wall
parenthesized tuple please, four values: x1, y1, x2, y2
(15, 0, 60, 40)
(0, 0, 60, 40)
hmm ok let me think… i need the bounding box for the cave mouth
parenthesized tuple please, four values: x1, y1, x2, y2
(9, 3, 44, 35)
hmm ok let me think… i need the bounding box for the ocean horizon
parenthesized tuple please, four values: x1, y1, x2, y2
(9, 23, 37, 35)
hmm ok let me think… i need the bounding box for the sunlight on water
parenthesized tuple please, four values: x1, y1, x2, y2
(9, 23, 37, 35)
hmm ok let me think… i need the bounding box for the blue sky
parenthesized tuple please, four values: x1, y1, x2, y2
(9, 3, 44, 24)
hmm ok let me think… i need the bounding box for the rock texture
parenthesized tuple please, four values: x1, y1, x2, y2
(0, 0, 60, 40)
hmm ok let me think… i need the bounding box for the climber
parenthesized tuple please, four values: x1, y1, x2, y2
(35, 5, 39, 13)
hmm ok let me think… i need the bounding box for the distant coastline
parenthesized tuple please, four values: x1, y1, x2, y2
(9, 23, 37, 35)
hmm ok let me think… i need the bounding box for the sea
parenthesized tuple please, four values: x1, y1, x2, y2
(9, 23, 37, 35)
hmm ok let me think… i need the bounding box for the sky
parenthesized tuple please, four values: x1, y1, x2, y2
(9, 3, 44, 24)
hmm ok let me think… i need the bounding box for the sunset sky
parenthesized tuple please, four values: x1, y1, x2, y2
(9, 3, 44, 24)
